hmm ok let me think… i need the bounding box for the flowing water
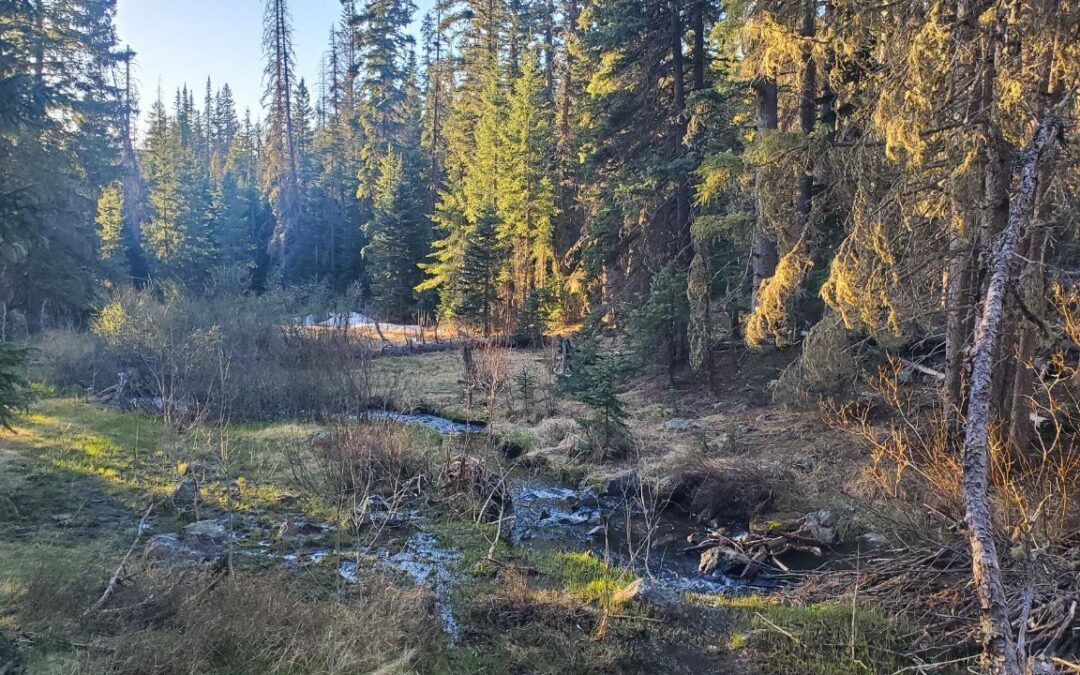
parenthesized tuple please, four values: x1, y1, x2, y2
(162, 411, 747, 640)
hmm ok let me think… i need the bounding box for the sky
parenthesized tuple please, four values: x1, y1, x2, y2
(116, 0, 431, 131)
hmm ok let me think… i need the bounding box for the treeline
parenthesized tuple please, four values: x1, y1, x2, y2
(3, 0, 1080, 401)
(1, 0, 1077, 355)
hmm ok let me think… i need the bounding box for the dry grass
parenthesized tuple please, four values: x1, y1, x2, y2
(84, 570, 432, 675)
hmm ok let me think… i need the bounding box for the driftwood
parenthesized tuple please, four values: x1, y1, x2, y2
(692, 512, 834, 581)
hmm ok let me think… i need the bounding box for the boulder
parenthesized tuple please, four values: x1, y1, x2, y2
(857, 532, 889, 551)
(183, 520, 228, 545)
(613, 579, 685, 617)
(600, 470, 639, 497)
(663, 418, 695, 431)
(804, 510, 836, 545)
(354, 496, 405, 529)
(167, 475, 200, 513)
(276, 517, 333, 542)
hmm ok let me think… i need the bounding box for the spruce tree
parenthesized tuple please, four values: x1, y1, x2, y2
(364, 148, 427, 319)
(0, 341, 32, 430)
(499, 52, 556, 309)
(96, 183, 128, 281)
(455, 204, 503, 333)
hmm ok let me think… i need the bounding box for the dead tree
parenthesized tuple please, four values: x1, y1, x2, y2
(961, 100, 1067, 675)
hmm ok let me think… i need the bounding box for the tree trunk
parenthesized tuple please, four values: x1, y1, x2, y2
(961, 102, 1064, 675)
(795, 0, 816, 236)
(750, 76, 778, 309)
(691, 0, 705, 92)
(670, 0, 691, 263)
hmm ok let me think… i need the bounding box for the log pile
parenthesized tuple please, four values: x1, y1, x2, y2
(688, 510, 836, 581)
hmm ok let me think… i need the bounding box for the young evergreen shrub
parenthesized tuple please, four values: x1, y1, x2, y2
(512, 289, 546, 347)
(0, 341, 32, 429)
(455, 205, 503, 334)
(629, 262, 689, 376)
(557, 330, 632, 458)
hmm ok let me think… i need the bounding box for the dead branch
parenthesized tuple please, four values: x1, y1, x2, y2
(84, 501, 157, 617)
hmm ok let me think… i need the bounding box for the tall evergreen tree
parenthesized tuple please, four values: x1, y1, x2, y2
(499, 52, 556, 309)
(455, 203, 503, 333)
(364, 149, 427, 318)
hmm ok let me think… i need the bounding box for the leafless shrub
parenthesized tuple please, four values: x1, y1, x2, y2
(38, 283, 402, 424)
(30, 328, 120, 391)
(287, 421, 432, 510)
(462, 343, 511, 425)
(820, 343, 1080, 663)
(826, 355, 1080, 541)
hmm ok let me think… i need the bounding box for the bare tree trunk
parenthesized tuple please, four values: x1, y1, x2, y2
(670, 0, 690, 262)
(750, 75, 778, 309)
(961, 102, 1064, 675)
(1007, 221, 1048, 452)
(795, 0, 816, 236)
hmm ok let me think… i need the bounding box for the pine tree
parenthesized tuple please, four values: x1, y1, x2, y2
(0, 341, 32, 430)
(455, 204, 503, 333)
(499, 52, 556, 309)
(96, 182, 127, 281)
(364, 149, 427, 318)
(263, 0, 305, 281)
(0, 0, 127, 325)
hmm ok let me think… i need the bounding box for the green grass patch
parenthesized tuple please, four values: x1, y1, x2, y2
(695, 594, 955, 675)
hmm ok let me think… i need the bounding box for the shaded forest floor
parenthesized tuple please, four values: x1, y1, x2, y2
(0, 347, 954, 674)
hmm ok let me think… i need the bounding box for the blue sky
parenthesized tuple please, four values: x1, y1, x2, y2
(116, 0, 431, 131)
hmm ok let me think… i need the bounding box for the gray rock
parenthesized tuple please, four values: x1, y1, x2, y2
(49, 513, 76, 527)
(277, 517, 333, 542)
(804, 510, 836, 545)
(168, 475, 200, 512)
(613, 579, 685, 617)
(663, 418, 694, 431)
(601, 470, 639, 497)
(354, 497, 406, 529)
(183, 520, 228, 545)
(857, 532, 889, 550)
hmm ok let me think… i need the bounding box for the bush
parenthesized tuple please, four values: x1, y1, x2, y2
(34, 282, 401, 423)
(31, 328, 118, 391)
(629, 262, 688, 377)
(287, 420, 434, 506)
(0, 341, 33, 428)
(557, 330, 632, 459)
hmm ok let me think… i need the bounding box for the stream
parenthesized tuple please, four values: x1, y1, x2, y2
(152, 412, 750, 641)
(362, 412, 751, 634)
